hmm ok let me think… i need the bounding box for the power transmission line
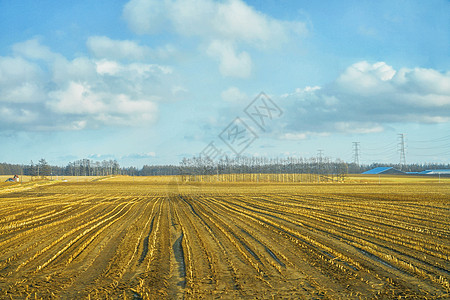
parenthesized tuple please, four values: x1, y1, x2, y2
(317, 149, 324, 163)
(352, 142, 360, 165)
(398, 133, 406, 169)
(409, 135, 450, 143)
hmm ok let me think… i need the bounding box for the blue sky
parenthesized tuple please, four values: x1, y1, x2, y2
(0, 0, 449, 167)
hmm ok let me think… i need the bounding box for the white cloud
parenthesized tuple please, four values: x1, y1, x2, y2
(127, 0, 306, 45)
(334, 122, 384, 134)
(0, 39, 177, 131)
(113, 95, 157, 122)
(281, 61, 450, 136)
(396, 67, 450, 95)
(52, 57, 98, 84)
(0, 56, 42, 85)
(122, 0, 168, 35)
(206, 40, 251, 78)
(48, 82, 158, 126)
(12, 38, 59, 61)
(279, 131, 330, 141)
(71, 120, 88, 130)
(0, 56, 45, 103)
(87, 36, 156, 61)
(1, 82, 45, 104)
(280, 132, 307, 140)
(334, 61, 396, 95)
(95, 59, 122, 75)
(122, 152, 157, 160)
(167, 0, 215, 37)
(128, 62, 172, 76)
(168, 0, 290, 45)
(334, 62, 450, 108)
(0, 106, 37, 124)
(122, 0, 307, 77)
(221, 86, 247, 102)
(49, 82, 106, 115)
(171, 85, 188, 95)
(298, 86, 321, 93)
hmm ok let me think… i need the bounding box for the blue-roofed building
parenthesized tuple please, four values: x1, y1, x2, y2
(362, 167, 405, 175)
(418, 169, 450, 175)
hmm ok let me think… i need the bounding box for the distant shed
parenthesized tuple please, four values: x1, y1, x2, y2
(362, 167, 405, 175)
(418, 169, 450, 175)
(4, 175, 19, 182)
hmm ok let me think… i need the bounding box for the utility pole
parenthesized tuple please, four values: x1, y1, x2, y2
(352, 142, 360, 165)
(398, 134, 406, 170)
(317, 150, 324, 182)
(317, 150, 324, 163)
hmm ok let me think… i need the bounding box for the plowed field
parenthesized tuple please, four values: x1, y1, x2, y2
(0, 177, 449, 299)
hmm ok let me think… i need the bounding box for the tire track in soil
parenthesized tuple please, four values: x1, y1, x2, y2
(137, 198, 171, 299)
(118, 197, 161, 287)
(239, 227, 286, 268)
(172, 195, 225, 297)
(179, 195, 245, 298)
(168, 197, 186, 299)
(138, 216, 154, 265)
(212, 194, 344, 297)
(203, 195, 337, 298)
(197, 200, 324, 298)
(183, 197, 288, 298)
(169, 233, 186, 297)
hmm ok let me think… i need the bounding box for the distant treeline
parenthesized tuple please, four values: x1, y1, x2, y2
(0, 159, 121, 177)
(0, 157, 449, 177)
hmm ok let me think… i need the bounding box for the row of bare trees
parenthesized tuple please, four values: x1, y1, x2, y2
(65, 159, 120, 176)
(179, 155, 349, 176)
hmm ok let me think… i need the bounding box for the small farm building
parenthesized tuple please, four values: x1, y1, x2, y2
(362, 167, 405, 175)
(5, 175, 19, 182)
